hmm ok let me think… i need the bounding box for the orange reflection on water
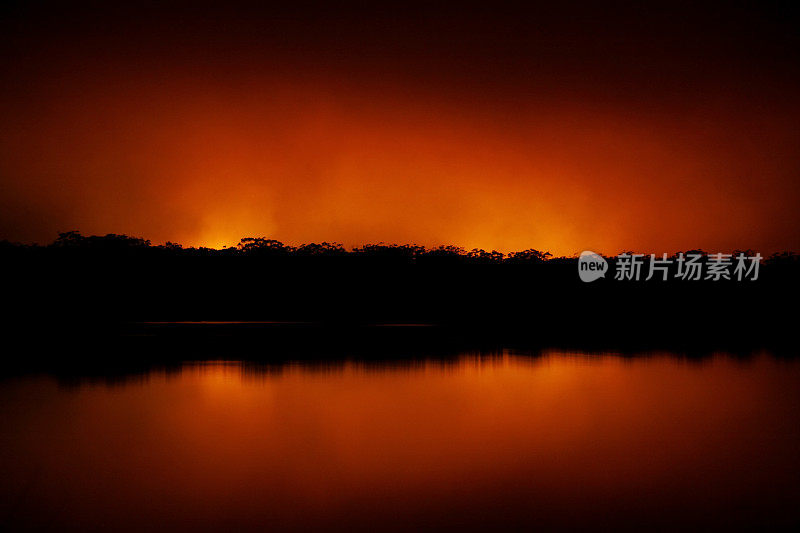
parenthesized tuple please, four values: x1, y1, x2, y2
(1, 352, 799, 530)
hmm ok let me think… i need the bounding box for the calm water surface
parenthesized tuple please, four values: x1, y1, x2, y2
(1, 351, 799, 531)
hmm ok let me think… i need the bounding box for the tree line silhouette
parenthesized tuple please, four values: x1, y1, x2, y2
(1, 231, 555, 263)
(0, 231, 797, 354)
(2, 231, 797, 266)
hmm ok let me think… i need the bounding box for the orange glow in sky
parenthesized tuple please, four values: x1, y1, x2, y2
(0, 5, 798, 255)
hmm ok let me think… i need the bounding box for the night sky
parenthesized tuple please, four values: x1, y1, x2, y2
(1, 1, 798, 253)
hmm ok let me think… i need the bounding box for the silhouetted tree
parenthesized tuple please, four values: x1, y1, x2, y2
(506, 249, 552, 263)
(237, 237, 288, 256)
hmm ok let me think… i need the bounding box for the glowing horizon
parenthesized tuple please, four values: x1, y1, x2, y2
(1, 4, 798, 256)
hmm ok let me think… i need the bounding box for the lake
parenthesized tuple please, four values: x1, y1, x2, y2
(1, 351, 799, 530)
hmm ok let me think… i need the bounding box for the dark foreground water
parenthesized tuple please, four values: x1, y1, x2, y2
(1, 351, 799, 531)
